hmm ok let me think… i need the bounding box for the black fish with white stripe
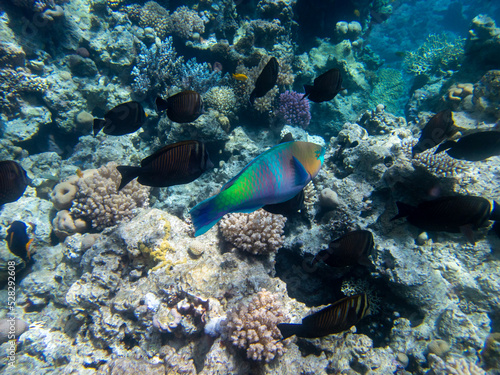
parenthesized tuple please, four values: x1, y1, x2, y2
(116, 140, 213, 190)
(277, 294, 370, 339)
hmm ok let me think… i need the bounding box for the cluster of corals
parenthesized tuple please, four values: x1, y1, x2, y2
(0, 68, 48, 118)
(223, 289, 289, 362)
(179, 58, 224, 94)
(428, 354, 486, 375)
(248, 19, 286, 49)
(404, 33, 465, 76)
(169, 6, 205, 39)
(277, 90, 311, 129)
(51, 163, 150, 236)
(219, 209, 286, 254)
(131, 37, 183, 97)
(136, 1, 171, 39)
(472, 70, 500, 119)
(401, 139, 469, 178)
(0, 42, 26, 68)
(368, 68, 406, 116)
(204, 86, 238, 116)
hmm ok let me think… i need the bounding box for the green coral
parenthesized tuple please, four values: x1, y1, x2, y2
(404, 33, 465, 76)
(369, 68, 407, 116)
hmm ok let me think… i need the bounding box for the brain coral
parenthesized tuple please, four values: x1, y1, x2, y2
(69, 162, 150, 231)
(219, 209, 286, 254)
(224, 289, 289, 362)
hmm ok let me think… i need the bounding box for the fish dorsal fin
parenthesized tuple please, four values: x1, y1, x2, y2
(291, 156, 309, 187)
(141, 141, 195, 167)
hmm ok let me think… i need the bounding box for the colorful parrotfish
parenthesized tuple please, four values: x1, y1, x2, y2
(190, 141, 325, 236)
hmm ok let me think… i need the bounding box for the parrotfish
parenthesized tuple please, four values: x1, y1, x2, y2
(412, 109, 457, 156)
(93, 101, 147, 136)
(0, 160, 30, 207)
(156, 90, 203, 123)
(249, 57, 279, 105)
(190, 141, 325, 236)
(6, 221, 34, 262)
(302, 68, 343, 103)
(117, 140, 213, 190)
(277, 294, 370, 339)
(391, 195, 500, 244)
(434, 130, 500, 161)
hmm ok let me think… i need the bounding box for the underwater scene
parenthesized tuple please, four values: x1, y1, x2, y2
(2, 0, 500, 373)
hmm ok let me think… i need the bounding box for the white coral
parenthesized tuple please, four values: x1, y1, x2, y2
(428, 353, 486, 375)
(224, 289, 289, 362)
(219, 209, 286, 254)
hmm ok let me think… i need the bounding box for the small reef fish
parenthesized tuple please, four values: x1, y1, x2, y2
(312, 230, 374, 268)
(6, 221, 34, 262)
(249, 57, 279, 105)
(354, 9, 360, 17)
(277, 294, 370, 339)
(0, 160, 30, 207)
(93, 101, 146, 136)
(391, 196, 500, 244)
(412, 109, 457, 156)
(190, 141, 325, 236)
(302, 68, 343, 103)
(434, 130, 500, 161)
(156, 90, 203, 123)
(117, 140, 213, 191)
(232, 73, 248, 81)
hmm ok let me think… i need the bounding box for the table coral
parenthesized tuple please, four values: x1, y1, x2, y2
(223, 289, 289, 362)
(219, 209, 286, 255)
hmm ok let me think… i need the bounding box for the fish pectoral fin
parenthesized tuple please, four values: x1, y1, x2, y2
(291, 156, 310, 187)
(434, 140, 455, 154)
(459, 224, 476, 245)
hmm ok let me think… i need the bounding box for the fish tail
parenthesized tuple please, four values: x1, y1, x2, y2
(302, 84, 313, 100)
(391, 201, 416, 221)
(116, 166, 142, 191)
(155, 96, 168, 112)
(277, 323, 302, 340)
(434, 140, 455, 154)
(190, 195, 227, 237)
(93, 119, 106, 136)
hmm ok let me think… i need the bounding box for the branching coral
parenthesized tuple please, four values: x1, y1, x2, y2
(69, 162, 150, 231)
(404, 33, 465, 76)
(223, 289, 289, 362)
(277, 90, 311, 129)
(219, 209, 286, 254)
(204, 86, 238, 116)
(428, 353, 486, 375)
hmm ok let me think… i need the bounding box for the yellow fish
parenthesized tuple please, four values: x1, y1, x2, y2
(232, 73, 248, 81)
(354, 9, 360, 17)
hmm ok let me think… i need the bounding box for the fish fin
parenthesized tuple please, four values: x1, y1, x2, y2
(277, 323, 301, 340)
(390, 201, 416, 221)
(434, 140, 455, 154)
(358, 255, 374, 268)
(459, 224, 476, 245)
(93, 119, 105, 136)
(190, 195, 227, 237)
(155, 96, 169, 112)
(291, 156, 310, 187)
(302, 84, 313, 100)
(26, 238, 34, 261)
(116, 166, 143, 191)
(249, 92, 256, 106)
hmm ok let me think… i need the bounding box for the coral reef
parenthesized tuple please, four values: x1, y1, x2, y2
(277, 90, 311, 129)
(428, 353, 486, 375)
(472, 69, 500, 120)
(223, 289, 289, 362)
(169, 6, 205, 40)
(204, 86, 238, 117)
(219, 209, 287, 254)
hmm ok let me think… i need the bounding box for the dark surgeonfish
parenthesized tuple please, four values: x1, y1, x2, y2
(117, 140, 213, 190)
(278, 294, 370, 339)
(156, 90, 203, 123)
(412, 109, 457, 156)
(0, 161, 30, 207)
(249, 57, 279, 105)
(312, 230, 374, 268)
(302, 68, 343, 103)
(6, 221, 34, 262)
(434, 130, 500, 161)
(93, 101, 146, 136)
(391, 195, 500, 244)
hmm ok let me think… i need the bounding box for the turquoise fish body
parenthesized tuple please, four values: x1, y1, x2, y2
(190, 141, 325, 236)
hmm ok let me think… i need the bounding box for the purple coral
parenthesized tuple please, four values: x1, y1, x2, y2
(277, 90, 311, 129)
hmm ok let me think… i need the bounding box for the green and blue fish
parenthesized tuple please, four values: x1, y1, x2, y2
(190, 141, 325, 236)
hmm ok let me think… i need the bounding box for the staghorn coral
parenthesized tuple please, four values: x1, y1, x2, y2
(224, 289, 289, 362)
(168, 6, 205, 40)
(401, 139, 469, 178)
(428, 353, 486, 375)
(277, 90, 311, 129)
(219, 209, 286, 255)
(69, 162, 150, 231)
(204, 86, 238, 116)
(404, 33, 465, 76)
